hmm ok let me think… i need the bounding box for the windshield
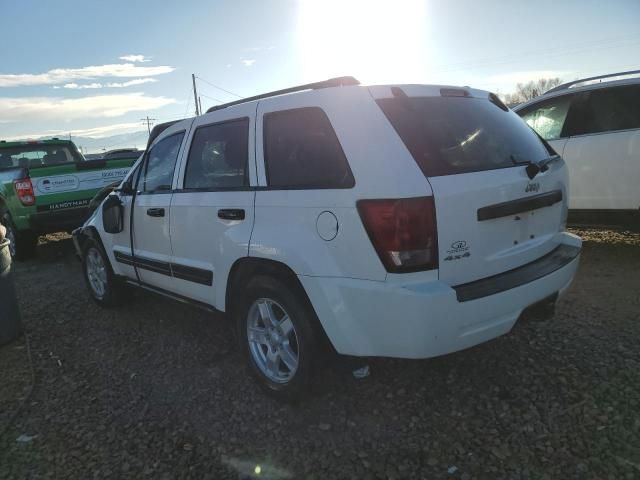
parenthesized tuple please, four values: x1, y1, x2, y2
(376, 96, 550, 177)
(0, 144, 84, 170)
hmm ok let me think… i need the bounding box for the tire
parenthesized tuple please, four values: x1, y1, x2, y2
(1, 213, 37, 260)
(82, 237, 127, 307)
(237, 275, 319, 401)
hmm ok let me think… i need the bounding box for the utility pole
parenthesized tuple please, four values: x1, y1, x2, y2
(140, 116, 156, 134)
(198, 96, 203, 116)
(192, 73, 200, 116)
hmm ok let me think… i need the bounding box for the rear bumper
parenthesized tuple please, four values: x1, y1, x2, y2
(300, 232, 581, 359)
(29, 206, 89, 234)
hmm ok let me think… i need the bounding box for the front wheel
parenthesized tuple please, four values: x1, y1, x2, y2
(82, 238, 126, 307)
(237, 275, 319, 401)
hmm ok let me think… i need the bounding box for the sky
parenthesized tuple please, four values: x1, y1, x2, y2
(1, 0, 639, 150)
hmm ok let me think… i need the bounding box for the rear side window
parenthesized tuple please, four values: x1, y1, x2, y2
(184, 118, 249, 189)
(142, 132, 184, 192)
(377, 96, 550, 177)
(263, 107, 354, 189)
(519, 95, 572, 140)
(564, 85, 640, 136)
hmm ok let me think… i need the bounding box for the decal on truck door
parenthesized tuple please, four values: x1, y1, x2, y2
(34, 168, 130, 196)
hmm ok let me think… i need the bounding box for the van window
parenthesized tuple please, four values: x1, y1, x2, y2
(377, 96, 550, 177)
(564, 85, 640, 136)
(519, 95, 572, 140)
(142, 132, 184, 192)
(184, 118, 249, 189)
(263, 107, 354, 189)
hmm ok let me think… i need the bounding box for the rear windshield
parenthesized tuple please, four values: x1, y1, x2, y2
(0, 144, 83, 170)
(376, 96, 550, 177)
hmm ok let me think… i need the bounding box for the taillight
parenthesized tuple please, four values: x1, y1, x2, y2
(14, 178, 35, 206)
(357, 196, 438, 273)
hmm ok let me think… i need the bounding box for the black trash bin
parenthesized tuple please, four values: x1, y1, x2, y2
(0, 239, 22, 345)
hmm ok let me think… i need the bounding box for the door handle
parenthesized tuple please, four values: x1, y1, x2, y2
(218, 208, 245, 220)
(146, 208, 165, 217)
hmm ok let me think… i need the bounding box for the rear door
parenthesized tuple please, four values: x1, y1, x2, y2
(560, 85, 640, 210)
(373, 86, 568, 286)
(169, 104, 256, 308)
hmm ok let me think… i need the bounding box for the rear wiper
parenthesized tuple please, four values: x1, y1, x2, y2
(511, 154, 561, 179)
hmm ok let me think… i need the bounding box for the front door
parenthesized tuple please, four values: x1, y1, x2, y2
(130, 126, 188, 291)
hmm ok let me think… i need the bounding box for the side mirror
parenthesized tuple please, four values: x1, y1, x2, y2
(102, 194, 124, 234)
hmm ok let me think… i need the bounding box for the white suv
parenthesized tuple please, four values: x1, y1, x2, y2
(74, 77, 582, 399)
(514, 70, 640, 224)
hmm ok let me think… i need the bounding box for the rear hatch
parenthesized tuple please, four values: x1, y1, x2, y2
(373, 85, 567, 285)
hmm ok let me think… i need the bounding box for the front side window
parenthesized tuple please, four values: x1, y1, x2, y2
(142, 132, 184, 193)
(519, 95, 572, 140)
(184, 118, 249, 189)
(564, 85, 640, 136)
(263, 107, 354, 189)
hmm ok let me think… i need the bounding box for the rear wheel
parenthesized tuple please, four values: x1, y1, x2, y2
(1, 213, 37, 260)
(82, 238, 126, 307)
(237, 275, 319, 401)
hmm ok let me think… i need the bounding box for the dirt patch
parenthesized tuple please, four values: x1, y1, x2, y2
(1, 230, 639, 479)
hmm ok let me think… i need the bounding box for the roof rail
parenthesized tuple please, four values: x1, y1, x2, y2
(205, 76, 360, 113)
(545, 69, 640, 94)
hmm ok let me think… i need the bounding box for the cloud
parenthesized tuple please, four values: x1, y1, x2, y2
(0, 93, 176, 122)
(3, 122, 145, 141)
(119, 54, 151, 63)
(0, 63, 174, 87)
(57, 78, 158, 90)
(241, 59, 256, 67)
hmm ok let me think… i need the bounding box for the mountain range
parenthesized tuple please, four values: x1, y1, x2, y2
(70, 131, 149, 154)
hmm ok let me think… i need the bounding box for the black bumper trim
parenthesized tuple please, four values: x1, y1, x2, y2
(29, 206, 89, 233)
(453, 244, 580, 302)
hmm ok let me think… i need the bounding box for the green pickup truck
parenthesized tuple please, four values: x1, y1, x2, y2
(0, 139, 138, 259)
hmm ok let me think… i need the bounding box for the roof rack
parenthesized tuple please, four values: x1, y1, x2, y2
(205, 76, 360, 113)
(545, 69, 640, 94)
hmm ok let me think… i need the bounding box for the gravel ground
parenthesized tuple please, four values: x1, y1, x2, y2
(1, 229, 639, 479)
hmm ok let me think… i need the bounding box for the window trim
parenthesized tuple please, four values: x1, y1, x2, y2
(262, 106, 355, 190)
(176, 116, 251, 193)
(140, 130, 186, 194)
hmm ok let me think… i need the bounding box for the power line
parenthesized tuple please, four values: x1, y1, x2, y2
(199, 92, 226, 104)
(195, 75, 243, 99)
(425, 38, 640, 76)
